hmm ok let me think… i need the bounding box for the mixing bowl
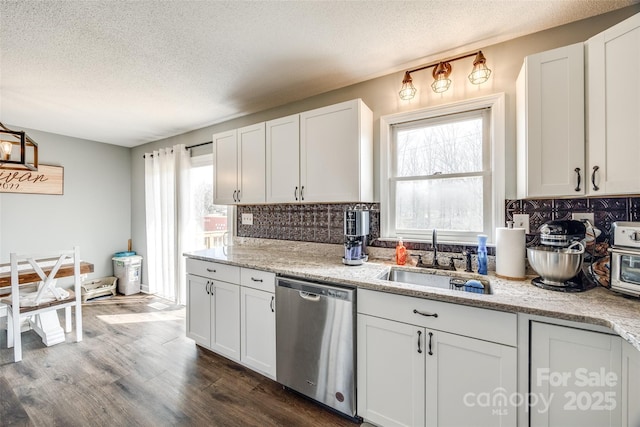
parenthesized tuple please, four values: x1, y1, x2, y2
(527, 242, 585, 284)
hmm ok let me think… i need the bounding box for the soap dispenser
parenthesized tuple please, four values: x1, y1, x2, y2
(477, 234, 488, 275)
(396, 238, 407, 265)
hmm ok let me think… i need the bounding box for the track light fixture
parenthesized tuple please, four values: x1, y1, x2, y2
(398, 50, 492, 100)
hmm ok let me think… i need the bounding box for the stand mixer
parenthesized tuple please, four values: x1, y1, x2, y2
(527, 220, 596, 292)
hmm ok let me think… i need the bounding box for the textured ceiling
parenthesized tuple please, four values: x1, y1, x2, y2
(0, 0, 637, 147)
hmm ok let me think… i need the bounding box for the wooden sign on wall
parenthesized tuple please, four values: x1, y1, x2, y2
(0, 165, 64, 195)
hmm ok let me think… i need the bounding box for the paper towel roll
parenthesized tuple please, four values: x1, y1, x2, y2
(496, 227, 526, 279)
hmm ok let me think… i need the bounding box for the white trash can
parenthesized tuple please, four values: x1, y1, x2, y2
(112, 255, 142, 295)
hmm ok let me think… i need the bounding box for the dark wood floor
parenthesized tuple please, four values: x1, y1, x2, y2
(0, 295, 360, 427)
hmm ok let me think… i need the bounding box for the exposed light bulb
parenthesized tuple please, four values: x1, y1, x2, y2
(469, 51, 492, 85)
(0, 140, 12, 161)
(431, 62, 452, 93)
(398, 71, 417, 100)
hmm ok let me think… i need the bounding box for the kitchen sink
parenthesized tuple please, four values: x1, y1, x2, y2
(377, 268, 492, 295)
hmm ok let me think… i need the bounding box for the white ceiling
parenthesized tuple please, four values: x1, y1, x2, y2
(0, 0, 637, 147)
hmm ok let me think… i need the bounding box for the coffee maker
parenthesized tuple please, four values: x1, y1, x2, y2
(343, 206, 370, 266)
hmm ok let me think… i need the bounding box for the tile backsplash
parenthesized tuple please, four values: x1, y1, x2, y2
(506, 196, 640, 246)
(236, 203, 380, 245)
(237, 195, 640, 255)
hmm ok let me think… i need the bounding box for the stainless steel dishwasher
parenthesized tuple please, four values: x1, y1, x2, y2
(275, 276, 356, 418)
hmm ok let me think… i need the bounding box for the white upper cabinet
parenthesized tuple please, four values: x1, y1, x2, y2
(587, 12, 640, 195)
(238, 123, 266, 204)
(266, 114, 300, 203)
(517, 42, 585, 198)
(300, 99, 374, 203)
(213, 129, 238, 205)
(213, 123, 266, 205)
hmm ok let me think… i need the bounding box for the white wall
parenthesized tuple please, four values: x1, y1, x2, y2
(0, 127, 131, 278)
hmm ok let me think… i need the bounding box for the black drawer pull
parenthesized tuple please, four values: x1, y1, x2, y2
(270, 296, 275, 313)
(251, 277, 263, 282)
(413, 309, 438, 318)
(417, 330, 422, 354)
(428, 332, 433, 355)
(206, 268, 217, 273)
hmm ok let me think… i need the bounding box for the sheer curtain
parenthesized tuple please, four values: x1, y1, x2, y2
(144, 144, 191, 304)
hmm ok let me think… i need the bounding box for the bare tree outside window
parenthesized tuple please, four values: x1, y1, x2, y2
(392, 112, 489, 235)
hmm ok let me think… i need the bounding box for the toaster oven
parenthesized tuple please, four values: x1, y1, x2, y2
(609, 222, 640, 297)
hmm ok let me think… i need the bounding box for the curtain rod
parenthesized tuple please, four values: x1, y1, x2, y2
(142, 141, 213, 158)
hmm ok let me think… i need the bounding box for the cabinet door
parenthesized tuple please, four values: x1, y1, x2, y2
(213, 130, 238, 204)
(530, 322, 622, 427)
(357, 314, 425, 427)
(237, 123, 266, 204)
(516, 43, 585, 198)
(211, 281, 241, 361)
(587, 13, 640, 195)
(186, 274, 211, 347)
(300, 99, 372, 202)
(240, 287, 276, 378)
(266, 114, 300, 203)
(425, 330, 517, 427)
(622, 340, 640, 427)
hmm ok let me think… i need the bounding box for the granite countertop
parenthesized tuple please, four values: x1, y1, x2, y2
(184, 239, 640, 352)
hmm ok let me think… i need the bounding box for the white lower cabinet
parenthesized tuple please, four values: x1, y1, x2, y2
(622, 339, 640, 427)
(425, 330, 517, 427)
(240, 286, 276, 379)
(357, 289, 517, 427)
(186, 260, 277, 378)
(358, 315, 425, 427)
(529, 321, 622, 427)
(186, 273, 241, 361)
(210, 280, 241, 361)
(186, 274, 211, 347)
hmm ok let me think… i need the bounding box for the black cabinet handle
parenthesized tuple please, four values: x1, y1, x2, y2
(591, 165, 600, 191)
(574, 167, 581, 192)
(233, 190, 237, 202)
(270, 295, 275, 313)
(417, 330, 422, 354)
(413, 309, 438, 318)
(300, 185, 304, 201)
(237, 189, 240, 202)
(206, 268, 217, 273)
(205, 281, 211, 295)
(428, 332, 433, 355)
(294, 186, 298, 201)
(251, 277, 263, 282)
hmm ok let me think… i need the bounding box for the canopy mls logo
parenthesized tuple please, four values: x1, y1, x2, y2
(462, 367, 618, 416)
(536, 367, 618, 412)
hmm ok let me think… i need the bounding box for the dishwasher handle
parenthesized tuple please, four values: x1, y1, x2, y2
(299, 291, 321, 302)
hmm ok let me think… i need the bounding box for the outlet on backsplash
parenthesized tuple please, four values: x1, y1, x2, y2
(513, 214, 530, 234)
(241, 213, 254, 225)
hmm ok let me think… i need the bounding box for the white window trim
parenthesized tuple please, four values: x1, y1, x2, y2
(380, 93, 506, 245)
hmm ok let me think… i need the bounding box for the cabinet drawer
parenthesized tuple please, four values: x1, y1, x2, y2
(186, 258, 240, 283)
(240, 268, 275, 292)
(358, 289, 516, 347)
